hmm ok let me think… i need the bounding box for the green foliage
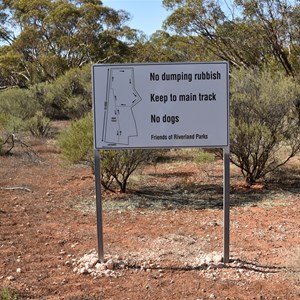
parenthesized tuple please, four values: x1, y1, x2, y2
(230, 67, 300, 185)
(0, 88, 44, 152)
(0, 88, 39, 121)
(163, 0, 300, 76)
(0, 47, 26, 88)
(101, 149, 158, 193)
(0, 0, 136, 86)
(58, 113, 158, 192)
(0, 287, 17, 300)
(29, 65, 92, 119)
(58, 113, 94, 166)
(0, 112, 17, 155)
(25, 111, 51, 137)
(0, 89, 30, 155)
(195, 149, 215, 165)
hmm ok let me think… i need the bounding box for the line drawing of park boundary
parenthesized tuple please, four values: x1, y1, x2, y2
(102, 67, 142, 145)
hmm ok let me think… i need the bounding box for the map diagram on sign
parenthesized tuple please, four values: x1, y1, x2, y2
(102, 67, 142, 145)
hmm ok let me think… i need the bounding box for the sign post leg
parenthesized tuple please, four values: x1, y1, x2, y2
(223, 146, 230, 263)
(94, 149, 104, 263)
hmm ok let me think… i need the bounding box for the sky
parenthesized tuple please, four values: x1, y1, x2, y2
(102, 0, 170, 36)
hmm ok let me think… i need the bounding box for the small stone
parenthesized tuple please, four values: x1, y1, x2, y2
(84, 262, 93, 269)
(16, 268, 21, 273)
(91, 257, 98, 266)
(105, 259, 115, 270)
(6, 275, 15, 281)
(79, 267, 88, 274)
(95, 263, 106, 271)
(207, 264, 217, 270)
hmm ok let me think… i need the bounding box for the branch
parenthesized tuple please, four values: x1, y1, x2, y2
(1, 186, 32, 192)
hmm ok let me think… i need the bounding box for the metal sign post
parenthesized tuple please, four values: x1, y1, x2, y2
(94, 149, 104, 263)
(223, 146, 230, 263)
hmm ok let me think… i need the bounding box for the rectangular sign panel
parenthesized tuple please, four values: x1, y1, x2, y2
(92, 62, 229, 149)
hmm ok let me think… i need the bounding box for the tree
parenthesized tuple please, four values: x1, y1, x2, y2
(33, 64, 93, 119)
(129, 30, 214, 63)
(230, 67, 300, 185)
(0, 0, 137, 87)
(162, 0, 300, 76)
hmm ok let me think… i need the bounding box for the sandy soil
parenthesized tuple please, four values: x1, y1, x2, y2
(0, 132, 300, 299)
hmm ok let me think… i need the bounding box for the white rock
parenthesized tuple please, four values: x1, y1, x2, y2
(95, 263, 106, 271)
(6, 275, 15, 281)
(80, 267, 88, 274)
(207, 264, 217, 270)
(105, 259, 115, 270)
(91, 257, 99, 266)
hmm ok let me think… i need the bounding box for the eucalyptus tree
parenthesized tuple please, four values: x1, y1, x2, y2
(129, 30, 216, 63)
(0, 0, 137, 87)
(162, 0, 300, 76)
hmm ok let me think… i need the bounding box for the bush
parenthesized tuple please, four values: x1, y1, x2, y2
(101, 149, 158, 193)
(0, 88, 39, 121)
(195, 149, 215, 164)
(0, 112, 23, 155)
(58, 113, 94, 166)
(58, 113, 158, 192)
(33, 65, 92, 120)
(0, 86, 44, 135)
(0, 287, 17, 300)
(25, 111, 51, 137)
(230, 67, 300, 185)
(0, 88, 48, 154)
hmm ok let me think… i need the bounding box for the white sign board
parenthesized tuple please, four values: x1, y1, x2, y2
(92, 62, 229, 149)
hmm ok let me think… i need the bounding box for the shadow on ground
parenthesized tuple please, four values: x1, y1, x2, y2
(102, 165, 300, 211)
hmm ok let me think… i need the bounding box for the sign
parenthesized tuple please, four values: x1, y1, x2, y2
(92, 62, 229, 149)
(92, 62, 231, 263)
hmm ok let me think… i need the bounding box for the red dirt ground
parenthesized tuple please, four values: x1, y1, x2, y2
(0, 131, 300, 299)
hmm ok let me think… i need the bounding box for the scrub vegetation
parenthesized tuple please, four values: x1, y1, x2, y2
(1, 0, 300, 188)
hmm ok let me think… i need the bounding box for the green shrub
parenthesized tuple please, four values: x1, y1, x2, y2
(25, 111, 51, 137)
(33, 65, 92, 120)
(0, 87, 46, 150)
(0, 88, 39, 120)
(58, 113, 158, 192)
(195, 149, 215, 164)
(230, 67, 300, 185)
(0, 287, 17, 300)
(101, 148, 158, 192)
(58, 113, 94, 165)
(0, 112, 22, 155)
